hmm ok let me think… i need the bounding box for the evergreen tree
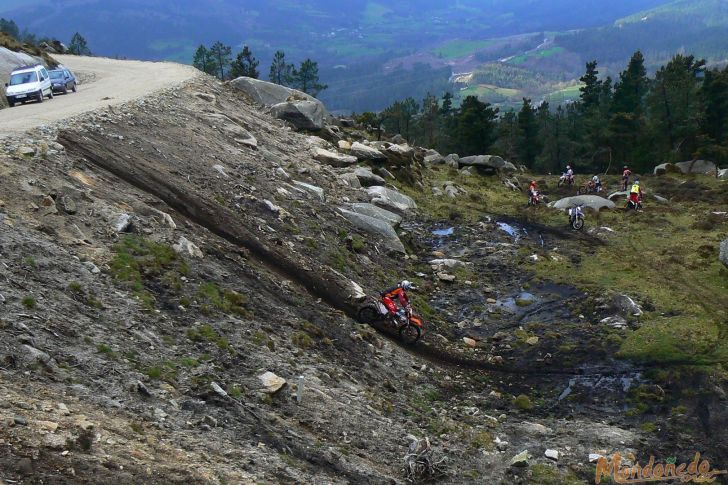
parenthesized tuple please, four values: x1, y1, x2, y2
(612, 51, 649, 115)
(516, 98, 541, 167)
(269, 50, 292, 85)
(68, 32, 91, 56)
(209, 41, 232, 80)
(230, 45, 260, 79)
(291, 59, 327, 97)
(451, 96, 499, 156)
(192, 45, 216, 75)
(0, 18, 19, 39)
(698, 66, 728, 162)
(579, 61, 602, 112)
(420, 93, 440, 148)
(440, 92, 453, 116)
(494, 110, 519, 162)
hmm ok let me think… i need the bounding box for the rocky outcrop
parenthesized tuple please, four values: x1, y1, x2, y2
(367, 186, 417, 214)
(675, 159, 717, 175)
(350, 142, 387, 162)
(721, 239, 728, 268)
(338, 209, 405, 253)
(349, 203, 402, 227)
(312, 148, 357, 167)
(424, 149, 445, 165)
(719, 169, 727, 179)
(271, 100, 326, 131)
(0, 47, 39, 96)
(607, 191, 629, 202)
(550, 195, 615, 211)
(229, 76, 317, 107)
(654, 163, 677, 176)
(458, 155, 517, 173)
(354, 167, 385, 187)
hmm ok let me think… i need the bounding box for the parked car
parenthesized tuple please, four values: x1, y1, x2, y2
(4, 64, 53, 107)
(49, 68, 77, 94)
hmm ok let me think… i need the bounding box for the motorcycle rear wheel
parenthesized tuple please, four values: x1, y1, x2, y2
(358, 305, 380, 324)
(399, 323, 421, 344)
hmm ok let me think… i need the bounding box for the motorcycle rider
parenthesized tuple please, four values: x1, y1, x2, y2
(591, 174, 602, 192)
(562, 165, 575, 185)
(381, 280, 415, 321)
(528, 180, 539, 204)
(622, 166, 632, 191)
(629, 179, 643, 209)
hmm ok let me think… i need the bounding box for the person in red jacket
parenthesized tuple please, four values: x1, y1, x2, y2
(622, 166, 632, 191)
(381, 280, 415, 320)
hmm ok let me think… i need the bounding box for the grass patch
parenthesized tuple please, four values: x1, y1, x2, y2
(187, 324, 231, 351)
(530, 464, 587, 485)
(196, 283, 251, 317)
(21, 296, 37, 309)
(513, 394, 534, 410)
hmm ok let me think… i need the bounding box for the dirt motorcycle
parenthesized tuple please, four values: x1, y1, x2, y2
(558, 173, 575, 188)
(626, 195, 643, 211)
(577, 180, 607, 195)
(357, 298, 424, 344)
(568, 204, 585, 230)
(527, 190, 547, 207)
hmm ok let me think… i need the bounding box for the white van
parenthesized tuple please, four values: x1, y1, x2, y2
(4, 64, 54, 107)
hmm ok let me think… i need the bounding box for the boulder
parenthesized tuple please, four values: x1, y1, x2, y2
(0, 47, 38, 88)
(719, 169, 727, 179)
(720, 239, 728, 268)
(293, 181, 325, 201)
(354, 167, 386, 187)
(607, 191, 629, 202)
(675, 159, 717, 175)
(613, 294, 643, 317)
(338, 209, 405, 253)
(424, 149, 445, 165)
(349, 203, 402, 227)
(550, 195, 615, 211)
(430, 259, 465, 269)
(654, 162, 676, 176)
(203, 113, 257, 147)
(367, 186, 417, 214)
(509, 451, 531, 467)
(229, 76, 318, 107)
(312, 148, 357, 167)
(350, 142, 387, 162)
(459, 155, 517, 173)
(383, 143, 416, 164)
(338, 173, 362, 189)
(338, 140, 352, 150)
(271, 100, 326, 131)
(258, 371, 287, 394)
(444, 154, 460, 168)
(173, 236, 203, 258)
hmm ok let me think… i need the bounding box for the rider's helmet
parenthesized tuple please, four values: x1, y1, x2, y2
(400, 280, 415, 291)
(566, 165, 571, 169)
(531, 180, 536, 185)
(635, 179, 640, 185)
(624, 165, 628, 169)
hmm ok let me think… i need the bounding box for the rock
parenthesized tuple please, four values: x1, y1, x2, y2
(607, 191, 629, 202)
(600, 316, 628, 329)
(652, 194, 669, 204)
(354, 167, 386, 187)
(429, 259, 465, 269)
(83, 261, 101, 274)
(210, 382, 228, 398)
(509, 450, 531, 467)
(458, 155, 517, 173)
(153, 209, 177, 229)
(153, 408, 168, 421)
(258, 371, 287, 394)
(589, 453, 604, 463)
(203, 415, 218, 427)
(525, 336, 539, 345)
(195, 92, 216, 102)
(367, 186, 417, 214)
(235, 135, 258, 148)
(204, 113, 257, 147)
(383, 143, 416, 164)
(36, 420, 59, 432)
(654, 162, 676, 176)
(115, 213, 133, 233)
(293, 181, 325, 202)
(18, 146, 36, 157)
(613, 294, 643, 317)
(494, 436, 509, 451)
(719, 169, 727, 179)
(136, 380, 152, 397)
(675, 159, 717, 175)
(338, 173, 362, 188)
(213, 164, 229, 178)
(43, 433, 68, 450)
(59, 196, 77, 214)
(271, 100, 326, 131)
(20, 345, 52, 366)
(550, 195, 615, 211)
(57, 403, 71, 416)
(545, 449, 560, 461)
(463, 337, 477, 347)
(338, 140, 352, 150)
(720, 239, 728, 268)
(424, 149, 445, 165)
(263, 200, 281, 214)
(173, 236, 203, 258)
(350, 142, 387, 162)
(338, 209, 405, 253)
(229, 77, 324, 110)
(349, 203, 402, 227)
(437, 272, 456, 282)
(313, 148, 357, 167)
(275, 167, 290, 180)
(0, 293, 6, 304)
(15, 457, 33, 475)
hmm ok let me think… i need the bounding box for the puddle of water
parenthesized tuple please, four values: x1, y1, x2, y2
(433, 227, 454, 236)
(497, 222, 528, 242)
(558, 364, 642, 403)
(496, 292, 538, 312)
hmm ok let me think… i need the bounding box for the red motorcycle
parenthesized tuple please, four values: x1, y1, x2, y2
(357, 298, 424, 344)
(527, 190, 547, 207)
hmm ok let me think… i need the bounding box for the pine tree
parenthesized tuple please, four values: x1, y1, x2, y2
(451, 96, 499, 156)
(291, 59, 327, 97)
(516, 98, 541, 167)
(192, 45, 216, 75)
(269, 50, 292, 85)
(612, 51, 649, 115)
(230, 45, 260, 79)
(208, 41, 232, 80)
(68, 32, 91, 56)
(0, 18, 20, 39)
(579, 61, 602, 112)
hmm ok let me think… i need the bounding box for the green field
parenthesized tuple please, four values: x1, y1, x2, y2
(545, 84, 583, 103)
(433, 39, 493, 59)
(459, 84, 521, 99)
(508, 46, 565, 65)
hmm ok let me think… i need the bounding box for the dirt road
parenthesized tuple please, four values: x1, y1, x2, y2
(0, 54, 199, 134)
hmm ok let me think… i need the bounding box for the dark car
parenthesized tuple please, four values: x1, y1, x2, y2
(49, 68, 77, 94)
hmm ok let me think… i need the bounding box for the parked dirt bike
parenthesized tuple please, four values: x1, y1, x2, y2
(558, 174, 575, 188)
(577, 181, 607, 195)
(568, 205, 585, 230)
(357, 298, 424, 344)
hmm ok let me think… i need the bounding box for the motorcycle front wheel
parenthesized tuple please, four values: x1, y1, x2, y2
(571, 216, 584, 230)
(399, 323, 421, 345)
